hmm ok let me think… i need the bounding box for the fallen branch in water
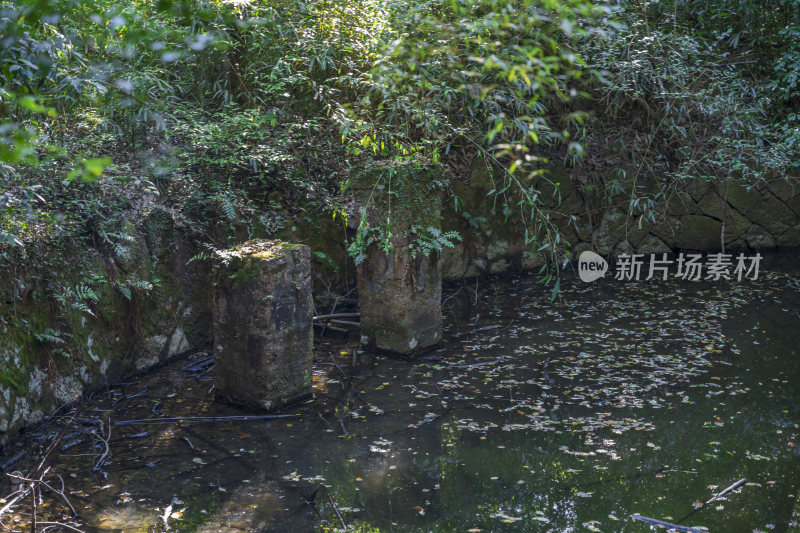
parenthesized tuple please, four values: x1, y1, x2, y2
(1, 467, 50, 520)
(0, 409, 81, 521)
(37, 520, 86, 533)
(326, 488, 347, 530)
(631, 514, 704, 532)
(313, 312, 360, 321)
(112, 414, 298, 426)
(676, 477, 747, 523)
(93, 418, 111, 471)
(328, 319, 360, 328)
(704, 477, 747, 505)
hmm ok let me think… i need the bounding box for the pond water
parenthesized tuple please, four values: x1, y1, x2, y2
(2, 262, 800, 532)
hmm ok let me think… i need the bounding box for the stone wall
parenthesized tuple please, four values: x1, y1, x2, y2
(440, 159, 800, 279)
(0, 204, 213, 445)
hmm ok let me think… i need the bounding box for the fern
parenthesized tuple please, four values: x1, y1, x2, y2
(118, 277, 155, 300)
(74, 283, 99, 303)
(408, 226, 462, 259)
(187, 250, 213, 264)
(33, 329, 65, 344)
(220, 196, 236, 221)
(119, 286, 132, 300)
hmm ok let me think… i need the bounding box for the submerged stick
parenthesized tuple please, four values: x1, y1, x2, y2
(36, 521, 86, 533)
(631, 514, 704, 532)
(328, 319, 360, 327)
(30, 482, 36, 533)
(704, 477, 747, 505)
(93, 418, 111, 471)
(676, 477, 747, 523)
(326, 489, 347, 530)
(112, 414, 298, 426)
(1, 451, 24, 472)
(1, 468, 50, 520)
(313, 313, 360, 321)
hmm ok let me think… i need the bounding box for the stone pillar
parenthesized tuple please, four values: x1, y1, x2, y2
(358, 234, 443, 355)
(352, 164, 444, 355)
(213, 240, 313, 410)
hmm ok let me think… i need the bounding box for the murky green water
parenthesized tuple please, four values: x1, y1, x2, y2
(3, 264, 800, 532)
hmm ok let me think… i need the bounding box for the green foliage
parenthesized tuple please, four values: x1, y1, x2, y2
(32, 328, 66, 345)
(408, 226, 462, 259)
(54, 279, 103, 316)
(348, 208, 392, 265)
(117, 276, 156, 301)
(1, 0, 799, 288)
(582, 0, 800, 224)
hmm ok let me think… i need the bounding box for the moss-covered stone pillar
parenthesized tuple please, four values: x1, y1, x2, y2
(353, 164, 444, 355)
(213, 240, 313, 410)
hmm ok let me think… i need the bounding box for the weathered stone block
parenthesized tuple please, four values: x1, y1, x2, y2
(695, 190, 752, 241)
(745, 191, 797, 236)
(778, 224, 800, 247)
(358, 233, 443, 355)
(767, 177, 800, 203)
(666, 190, 700, 216)
(593, 209, 627, 255)
(213, 240, 313, 410)
(743, 225, 777, 249)
(353, 164, 445, 355)
(677, 215, 722, 250)
(718, 180, 760, 215)
(635, 234, 671, 254)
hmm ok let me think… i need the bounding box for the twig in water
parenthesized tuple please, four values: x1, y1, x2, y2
(180, 437, 195, 451)
(41, 474, 77, 518)
(326, 489, 347, 530)
(1, 470, 54, 519)
(37, 409, 81, 472)
(112, 414, 298, 426)
(631, 514, 703, 532)
(313, 313, 360, 321)
(29, 482, 36, 533)
(93, 418, 111, 471)
(676, 477, 747, 523)
(36, 522, 85, 533)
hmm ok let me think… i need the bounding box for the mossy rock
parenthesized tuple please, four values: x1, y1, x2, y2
(744, 191, 798, 236)
(593, 209, 627, 254)
(666, 190, 700, 216)
(635, 234, 671, 255)
(777, 224, 800, 247)
(213, 240, 313, 410)
(718, 180, 760, 215)
(695, 190, 752, 240)
(677, 215, 722, 250)
(743, 225, 777, 249)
